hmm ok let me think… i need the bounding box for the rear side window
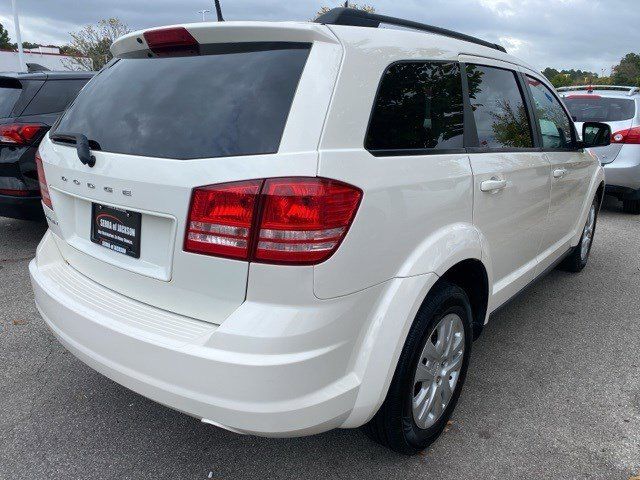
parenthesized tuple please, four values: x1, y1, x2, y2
(0, 81, 22, 118)
(526, 77, 574, 149)
(53, 43, 311, 160)
(563, 96, 636, 123)
(366, 61, 464, 153)
(466, 65, 534, 149)
(22, 80, 87, 116)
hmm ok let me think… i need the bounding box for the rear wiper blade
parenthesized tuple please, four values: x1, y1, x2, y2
(49, 132, 77, 144)
(50, 132, 101, 150)
(50, 132, 99, 167)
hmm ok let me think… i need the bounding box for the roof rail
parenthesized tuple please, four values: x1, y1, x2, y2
(557, 85, 640, 96)
(314, 7, 507, 54)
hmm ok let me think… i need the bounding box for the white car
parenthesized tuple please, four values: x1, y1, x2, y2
(29, 8, 610, 454)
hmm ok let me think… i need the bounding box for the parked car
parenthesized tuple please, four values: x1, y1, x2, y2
(559, 85, 640, 214)
(29, 8, 609, 454)
(0, 70, 93, 220)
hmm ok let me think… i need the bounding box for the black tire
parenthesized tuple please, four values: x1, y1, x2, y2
(623, 199, 640, 215)
(559, 196, 599, 273)
(363, 281, 473, 455)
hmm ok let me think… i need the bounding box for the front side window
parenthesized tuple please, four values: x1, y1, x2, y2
(526, 76, 574, 149)
(466, 65, 534, 149)
(53, 43, 311, 160)
(366, 61, 464, 153)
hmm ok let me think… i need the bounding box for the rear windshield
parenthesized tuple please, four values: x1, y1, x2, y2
(0, 82, 22, 118)
(563, 96, 636, 122)
(53, 42, 311, 159)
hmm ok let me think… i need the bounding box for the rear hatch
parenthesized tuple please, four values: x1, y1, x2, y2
(38, 22, 341, 324)
(563, 94, 637, 164)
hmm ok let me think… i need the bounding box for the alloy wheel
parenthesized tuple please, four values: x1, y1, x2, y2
(412, 313, 465, 429)
(580, 203, 597, 262)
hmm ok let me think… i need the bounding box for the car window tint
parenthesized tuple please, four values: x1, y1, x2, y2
(526, 77, 574, 149)
(366, 61, 464, 152)
(0, 83, 22, 118)
(22, 79, 88, 116)
(563, 96, 636, 123)
(53, 43, 311, 160)
(466, 65, 533, 149)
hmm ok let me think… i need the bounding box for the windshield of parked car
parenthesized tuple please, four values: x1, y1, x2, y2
(563, 96, 636, 122)
(53, 42, 311, 160)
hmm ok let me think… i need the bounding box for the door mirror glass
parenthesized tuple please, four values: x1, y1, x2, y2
(582, 122, 611, 148)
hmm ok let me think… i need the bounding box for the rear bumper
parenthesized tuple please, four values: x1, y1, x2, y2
(30, 230, 434, 436)
(0, 193, 43, 221)
(604, 144, 640, 192)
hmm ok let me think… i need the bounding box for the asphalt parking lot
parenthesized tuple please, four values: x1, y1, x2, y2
(1, 196, 639, 480)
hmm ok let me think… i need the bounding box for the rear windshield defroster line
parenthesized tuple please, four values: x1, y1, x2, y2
(52, 42, 312, 160)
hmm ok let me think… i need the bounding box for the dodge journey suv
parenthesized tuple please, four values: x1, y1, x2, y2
(29, 8, 610, 454)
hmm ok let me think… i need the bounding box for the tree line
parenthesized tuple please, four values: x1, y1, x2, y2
(543, 53, 640, 88)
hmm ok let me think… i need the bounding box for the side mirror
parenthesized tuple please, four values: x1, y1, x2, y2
(582, 122, 611, 148)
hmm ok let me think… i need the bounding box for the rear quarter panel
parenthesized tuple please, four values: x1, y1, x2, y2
(315, 26, 479, 299)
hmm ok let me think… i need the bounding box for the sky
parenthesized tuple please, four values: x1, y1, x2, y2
(0, 0, 638, 75)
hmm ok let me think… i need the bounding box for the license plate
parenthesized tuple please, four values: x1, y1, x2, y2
(91, 203, 142, 259)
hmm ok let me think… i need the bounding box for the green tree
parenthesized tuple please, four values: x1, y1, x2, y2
(0, 22, 11, 49)
(612, 53, 640, 86)
(542, 67, 559, 81)
(316, 3, 376, 18)
(550, 74, 573, 88)
(62, 18, 130, 71)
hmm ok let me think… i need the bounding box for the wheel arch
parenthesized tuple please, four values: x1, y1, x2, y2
(438, 259, 489, 339)
(343, 255, 491, 428)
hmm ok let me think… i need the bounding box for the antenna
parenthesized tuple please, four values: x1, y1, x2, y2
(214, 0, 225, 21)
(344, 1, 350, 6)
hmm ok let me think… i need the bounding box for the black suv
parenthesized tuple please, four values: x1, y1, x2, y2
(0, 71, 93, 220)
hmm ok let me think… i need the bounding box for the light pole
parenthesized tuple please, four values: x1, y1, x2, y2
(197, 9, 211, 22)
(11, 0, 25, 72)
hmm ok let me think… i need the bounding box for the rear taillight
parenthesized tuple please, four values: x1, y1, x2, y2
(0, 188, 37, 196)
(611, 126, 640, 145)
(185, 180, 262, 260)
(0, 123, 46, 145)
(185, 178, 362, 265)
(255, 178, 362, 264)
(34, 150, 53, 210)
(143, 27, 200, 57)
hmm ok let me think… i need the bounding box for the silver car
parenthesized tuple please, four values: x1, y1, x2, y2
(559, 86, 640, 214)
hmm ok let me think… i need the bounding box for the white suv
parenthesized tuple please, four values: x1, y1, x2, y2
(29, 8, 610, 454)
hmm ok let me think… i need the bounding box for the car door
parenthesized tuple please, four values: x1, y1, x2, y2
(523, 74, 593, 275)
(461, 58, 551, 309)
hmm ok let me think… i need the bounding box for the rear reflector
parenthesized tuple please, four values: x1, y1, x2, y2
(611, 126, 640, 145)
(185, 178, 362, 265)
(0, 123, 46, 145)
(143, 27, 200, 57)
(35, 149, 53, 210)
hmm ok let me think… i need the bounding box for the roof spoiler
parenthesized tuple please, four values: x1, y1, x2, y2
(314, 7, 507, 54)
(557, 85, 640, 96)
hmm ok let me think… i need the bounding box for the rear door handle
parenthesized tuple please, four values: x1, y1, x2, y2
(480, 178, 507, 192)
(553, 168, 567, 179)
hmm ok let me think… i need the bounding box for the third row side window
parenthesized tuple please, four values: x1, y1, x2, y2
(466, 64, 534, 149)
(366, 61, 464, 152)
